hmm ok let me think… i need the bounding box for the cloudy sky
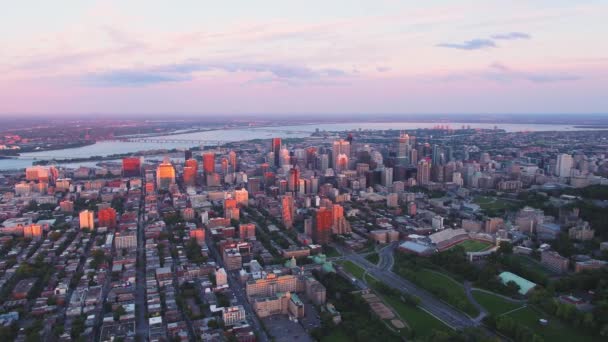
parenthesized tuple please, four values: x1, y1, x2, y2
(1, 0, 607, 116)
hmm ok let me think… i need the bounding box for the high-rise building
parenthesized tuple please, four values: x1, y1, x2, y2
(556, 153, 573, 178)
(122, 157, 141, 177)
(279, 148, 290, 167)
(382, 167, 393, 187)
(335, 153, 348, 173)
(23, 224, 43, 240)
(229, 151, 237, 172)
(79, 210, 94, 230)
(224, 198, 238, 220)
(25, 166, 50, 182)
(432, 145, 443, 166)
(288, 168, 300, 192)
(397, 133, 410, 158)
(331, 204, 351, 234)
(156, 159, 176, 190)
(272, 138, 282, 167)
(313, 207, 333, 244)
(221, 157, 229, 175)
(234, 188, 249, 206)
(417, 160, 430, 185)
(203, 152, 215, 174)
(185, 158, 198, 170)
(98, 207, 117, 228)
(318, 154, 329, 172)
(281, 195, 295, 229)
(410, 148, 418, 165)
(184, 159, 198, 186)
(332, 140, 350, 169)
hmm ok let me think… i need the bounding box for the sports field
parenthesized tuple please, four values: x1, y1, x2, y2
(452, 239, 492, 252)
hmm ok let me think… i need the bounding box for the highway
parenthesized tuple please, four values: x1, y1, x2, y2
(334, 243, 477, 330)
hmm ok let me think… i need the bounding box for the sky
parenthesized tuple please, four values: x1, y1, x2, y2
(1, 0, 607, 116)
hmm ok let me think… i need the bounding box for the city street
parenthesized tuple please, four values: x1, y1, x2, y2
(205, 234, 270, 342)
(135, 191, 149, 341)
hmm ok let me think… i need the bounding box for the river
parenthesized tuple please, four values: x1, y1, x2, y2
(0, 121, 604, 170)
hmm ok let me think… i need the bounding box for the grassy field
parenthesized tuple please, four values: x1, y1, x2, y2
(321, 329, 351, 342)
(503, 306, 603, 342)
(365, 252, 380, 264)
(383, 293, 451, 338)
(338, 260, 366, 279)
(405, 269, 480, 317)
(366, 275, 451, 339)
(471, 290, 523, 315)
(473, 195, 519, 214)
(452, 239, 492, 252)
(472, 290, 603, 342)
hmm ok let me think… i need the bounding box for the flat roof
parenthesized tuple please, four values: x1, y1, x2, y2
(399, 241, 431, 253)
(498, 271, 536, 295)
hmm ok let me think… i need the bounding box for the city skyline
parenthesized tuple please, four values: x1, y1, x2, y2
(2, 0, 608, 116)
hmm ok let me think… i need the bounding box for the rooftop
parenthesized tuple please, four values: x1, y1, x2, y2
(498, 271, 536, 295)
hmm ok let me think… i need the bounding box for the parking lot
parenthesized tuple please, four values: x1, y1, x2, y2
(262, 315, 313, 342)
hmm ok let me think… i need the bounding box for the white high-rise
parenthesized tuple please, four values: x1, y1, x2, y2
(382, 167, 393, 187)
(556, 153, 573, 178)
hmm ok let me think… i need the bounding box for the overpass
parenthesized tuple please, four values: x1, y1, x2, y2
(1, 155, 81, 161)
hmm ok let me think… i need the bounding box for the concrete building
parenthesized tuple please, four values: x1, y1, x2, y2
(304, 277, 326, 305)
(79, 210, 94, 230)
(568, 224, 594, 241)
(386, 193, 399, 208)
(222, 305, 246, 326)
(156, 159, 176, 190)
(417, 160, 430, 185)
(556, 153, 573, 178)
(251, 292, 304, 319)
(239, 223, 256, 240)
(541, 250, 569, 273)
(215, 268, 228, 286)
(115, 232, 137, 250)
(332, 139, 351, 170)
(246, 273, 297, 299)
(575, 259, 607, 273)
(223, 248, 242, 271)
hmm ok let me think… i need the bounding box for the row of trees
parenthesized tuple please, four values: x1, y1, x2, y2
(483, 315, 544, 342)
(531, 270, 608, 337)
